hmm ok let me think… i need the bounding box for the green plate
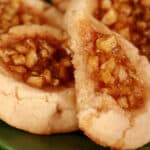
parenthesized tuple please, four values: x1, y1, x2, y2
(0, 121, 149, 150)
(0, 121, 107, 150)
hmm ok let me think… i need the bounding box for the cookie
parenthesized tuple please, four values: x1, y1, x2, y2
(65, 0, 150, 149)
(0, 24, 77, 134)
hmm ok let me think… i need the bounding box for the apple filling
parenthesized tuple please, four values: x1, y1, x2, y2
(95, 0, 150, 60)
(0, 0, 48, 33)
(88, 34, 145, 110)
(0, 37, 74, 88)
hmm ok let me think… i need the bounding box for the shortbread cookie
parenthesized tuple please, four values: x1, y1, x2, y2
(0, 24, 77, 134)
(66, 0, 150, 149)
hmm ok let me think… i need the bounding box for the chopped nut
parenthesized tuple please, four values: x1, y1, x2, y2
(101, 58, 115, 72)
(26, 49, 38, 68)
(21, 14, 33, 24)
(129, 95, 136, 107)
(15, 44, 28, 54)
(0, 50, 10, 63)
(5, 50, 16, 56)
(40, 49, 50, 58)
(48, 46, 55, 56)
(102, 9, 117, 25)
(12, 54, 26, 65)
(40, 41, 50, 50)
(40, 41, 55, 57)
(101, 0, 112, 9)
(88, 56, 99, 68)
(119, 28, 130, 40)
(96, 35, 117, 52)
(101, 70, 113, 84)
(118, 97, 129, 108)
(27, 76, 43, 88)
(120, 3, 132, 16)
(61, 58, 72, 67)
(26, 39, 36, 50)
(42, 69, 52, 83)
(53, 79, 60, 86)
(118, 66, 127, 81)
(31, 71, 39, 76)
(10, 65, 27, 74)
